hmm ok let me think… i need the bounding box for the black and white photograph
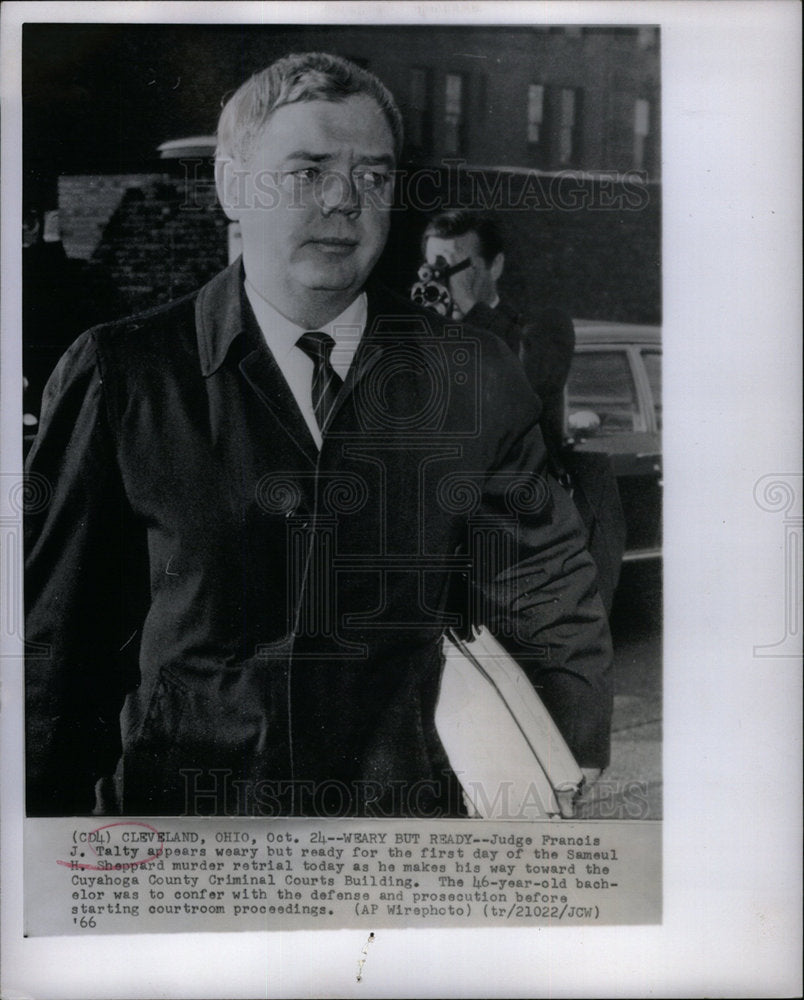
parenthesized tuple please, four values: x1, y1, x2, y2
(1, 1, 800, 997)
(19, 20, 661, 826)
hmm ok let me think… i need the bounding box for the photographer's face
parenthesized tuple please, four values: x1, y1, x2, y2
(221, 95, 395, 325)
(425, 231, 501, 318)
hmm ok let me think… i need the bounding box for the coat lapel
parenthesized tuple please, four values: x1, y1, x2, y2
(238, 345, 319, 466)
(195, 260, 318, 466)
(194, 266, 428, 460)
(322, 283, 401, 432)
(324, 284, 437, 434)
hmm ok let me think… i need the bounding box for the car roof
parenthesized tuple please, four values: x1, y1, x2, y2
(572, 320, 661, 345)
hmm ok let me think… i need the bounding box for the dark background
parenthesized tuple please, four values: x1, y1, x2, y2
(24, 23, 660, 175)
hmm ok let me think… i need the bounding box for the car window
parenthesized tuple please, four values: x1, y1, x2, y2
(641, 349, 662, 430)
(567, 349, 645, 434)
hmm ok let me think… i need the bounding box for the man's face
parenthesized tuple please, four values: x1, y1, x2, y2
(224, 95, 395, 324)
(424, 231, 501, 317)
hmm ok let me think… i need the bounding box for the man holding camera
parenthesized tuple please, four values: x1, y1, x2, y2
(421, 210, 575, 450)
(420, 209, 625, 613)
(421, 210, 524, 356)
(25, 53, 612, 818)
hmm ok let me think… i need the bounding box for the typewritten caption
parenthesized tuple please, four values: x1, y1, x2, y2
(24, 819, 660, 935)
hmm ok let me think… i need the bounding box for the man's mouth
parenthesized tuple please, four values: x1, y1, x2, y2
(307, 238, 359, 255)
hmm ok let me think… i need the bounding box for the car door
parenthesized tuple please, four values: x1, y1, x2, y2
(566, 343, 662, 558)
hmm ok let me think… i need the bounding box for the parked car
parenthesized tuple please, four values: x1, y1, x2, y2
(565, 321, 662, 561)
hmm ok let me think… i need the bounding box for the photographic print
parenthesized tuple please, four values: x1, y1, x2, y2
(20, 20, 661, 820)
(1, 2, 800, 997)
(16, 15, 662, 934)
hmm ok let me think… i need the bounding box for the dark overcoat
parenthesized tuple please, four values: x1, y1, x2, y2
(25, 261, 612, 817)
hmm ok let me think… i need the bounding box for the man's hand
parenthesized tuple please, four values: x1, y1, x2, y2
(580, 768, 602, 793)
(447, 259, 479, 319)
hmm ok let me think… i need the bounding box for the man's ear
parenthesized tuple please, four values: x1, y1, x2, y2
(215, 155, 242, 222)
(490, 252, 505, 283)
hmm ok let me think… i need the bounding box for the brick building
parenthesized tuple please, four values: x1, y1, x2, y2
(330, 25, 660, 178)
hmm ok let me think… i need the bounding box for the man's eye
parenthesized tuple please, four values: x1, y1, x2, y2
(354, 169, 391, 190)
(288, 167, 320, 183)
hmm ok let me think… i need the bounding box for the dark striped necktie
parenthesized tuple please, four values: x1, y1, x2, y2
(296, 331, 343, 433)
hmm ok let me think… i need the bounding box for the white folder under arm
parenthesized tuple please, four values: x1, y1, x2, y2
(436, 626, 585, 820)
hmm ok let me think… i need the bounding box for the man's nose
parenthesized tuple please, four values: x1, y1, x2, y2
(319, 170, 361, 217)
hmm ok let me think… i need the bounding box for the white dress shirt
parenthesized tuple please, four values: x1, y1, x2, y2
(244, 280, 367, 449)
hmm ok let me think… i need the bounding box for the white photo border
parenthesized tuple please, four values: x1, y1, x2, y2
(2, 2, 801, 997)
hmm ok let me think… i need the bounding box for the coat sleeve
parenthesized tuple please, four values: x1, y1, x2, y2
(464, 301, 523, 357)
(24, 330, 144, 815)
(474, 345, 614, 770)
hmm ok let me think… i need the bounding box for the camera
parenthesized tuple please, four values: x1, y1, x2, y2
(410, 255, 471, 317)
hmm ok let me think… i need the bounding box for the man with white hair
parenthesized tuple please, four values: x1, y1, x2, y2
(25, 52, 612, 818)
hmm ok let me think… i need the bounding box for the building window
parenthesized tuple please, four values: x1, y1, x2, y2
(637, 26, 657, 50)
(527, 84, 545, 144)
(558, 87, 581, 164)
(634, 98, 650, 170)
(408, 68, 431, 151)
(444, 73, 464, 155)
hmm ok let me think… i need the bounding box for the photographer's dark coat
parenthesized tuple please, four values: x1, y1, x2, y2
(25, 261, 612, 817)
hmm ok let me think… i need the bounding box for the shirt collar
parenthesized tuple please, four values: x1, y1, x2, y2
(245, 278, 367, 374)
(194, 259, 375, 378)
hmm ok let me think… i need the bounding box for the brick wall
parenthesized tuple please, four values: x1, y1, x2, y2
(59, 174, 161, 261)
(59, 173, 229, 315)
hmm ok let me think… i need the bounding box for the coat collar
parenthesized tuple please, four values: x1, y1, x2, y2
(194, 259, 431, 378)
(195, 259, 248, 376)
(192, 260, 442, 432)
(192, 263, 450, 465)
